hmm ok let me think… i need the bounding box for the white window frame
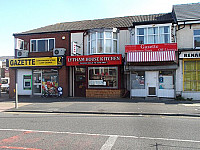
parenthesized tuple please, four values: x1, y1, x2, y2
(30, 38, 55, 52)
(193, 29, 200, 49)
(87, 29, 119, 55)
(15, 38, 24, 50)
(135, 23, 172, 44)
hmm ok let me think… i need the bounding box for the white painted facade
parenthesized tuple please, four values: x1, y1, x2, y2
(17, 69, 32, 95)
(176, 23, 200, 100)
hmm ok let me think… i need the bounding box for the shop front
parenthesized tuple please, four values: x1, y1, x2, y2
(125, 43, 178, 98)
(66, 54, 123, 98)
(179, 51, 200, 100)
(8, 57, 63, 96)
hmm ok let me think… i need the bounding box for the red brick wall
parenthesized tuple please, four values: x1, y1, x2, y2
(10, 32, 71, 98)
(58, 66, 69, 97)
(86, 89, 124, 98)
(15, 32, 71, 57)
(9, 68, 16, 98)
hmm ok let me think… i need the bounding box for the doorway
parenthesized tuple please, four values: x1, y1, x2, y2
(146, 71, 158, 96)
(33, 70, 42, 95)
(74, 67, 86, 97)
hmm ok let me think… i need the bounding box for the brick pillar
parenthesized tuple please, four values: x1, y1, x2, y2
(59, 66, 68, 97)
(9, 68, 16, 98)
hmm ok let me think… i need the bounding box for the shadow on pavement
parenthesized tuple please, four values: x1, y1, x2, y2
(1, 95, 199, 105)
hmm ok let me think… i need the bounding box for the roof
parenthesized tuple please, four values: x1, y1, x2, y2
(14, 13, 172, 36)
(173, 3, 200, 22)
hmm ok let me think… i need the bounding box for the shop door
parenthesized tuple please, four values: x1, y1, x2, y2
(74, 67, 86, 97)
(146, 71, 158, 96)
(33, 71, 42, 95)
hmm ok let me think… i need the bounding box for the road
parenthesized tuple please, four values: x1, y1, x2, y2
(0, 112, 200, 150)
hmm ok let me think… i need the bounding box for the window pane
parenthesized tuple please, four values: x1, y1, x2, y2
(148, 27, 158, 34)
(160, 26, 169, 34)
(194, 30, 200, 35)
(105, 40, 112, 53)
(197, 61, 200, 70)
(31, 40, 36, 51)
(49, 39, 54, 51)
(184, 61, 198, 91)
(88, 67, 118, 88)
(148, 35, 158, 44)
(137, 36, 144, 44)
(194, 37, 200, 48)
(137, 28, 145, 35)
(105, 32, 112, 38)
(113, 40, 117, 53)
(98, 32, 103, 38)
(164, 26, 169, 33)
(91, 40, 96, 53)
(184, 61, 196, 71)
(38, 40, 48, 52)
(131, 72, 145, 89)
(113, 33, 117, 39)
(97, 39, 104, 53)
(91, 33, 96, 40)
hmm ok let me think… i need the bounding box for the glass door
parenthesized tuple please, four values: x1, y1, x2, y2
(33, 70, 42, 95)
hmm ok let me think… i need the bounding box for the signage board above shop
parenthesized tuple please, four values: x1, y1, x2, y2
(179, 51, 200, 58)
(8, 57, 63, 68)
(125, 43, 177, 52)
(66, 54, 122, 66)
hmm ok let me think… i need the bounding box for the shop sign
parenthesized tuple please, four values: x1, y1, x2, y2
(8, 57, 63, 68)
(125, 43, 177, 52)
(66, 54, 122, 66)
(89, 80, 106, 86)
(179, 51, 200, 58)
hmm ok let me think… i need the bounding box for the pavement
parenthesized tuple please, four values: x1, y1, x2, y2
(1, 93, 200, 117)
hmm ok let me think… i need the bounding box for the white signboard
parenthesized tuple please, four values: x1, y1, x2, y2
(179, 51, 200, 58)
(89, 80, 106, 86)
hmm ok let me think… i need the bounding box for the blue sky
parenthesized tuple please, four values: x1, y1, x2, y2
(0, 0, 199, 56)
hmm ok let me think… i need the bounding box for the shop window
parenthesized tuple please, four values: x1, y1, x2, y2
(136, 25, 170, 44)
(88, 67, 118, 88)
(31, 38, 55, 52)
(88, 29, 118, 54)
(159, 71, 174, 89)
(194, 29, 200, 48)
(42, 69, 58, 95)
(184, 61, 200, 91)
(131, 71, 145, 89)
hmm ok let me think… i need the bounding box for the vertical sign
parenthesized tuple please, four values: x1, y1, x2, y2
(72, 42, 77, 55)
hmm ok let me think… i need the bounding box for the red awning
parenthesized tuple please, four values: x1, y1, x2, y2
(127, 51, 176, 62)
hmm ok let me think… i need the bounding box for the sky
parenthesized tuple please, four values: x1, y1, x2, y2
(0, 0, 199, 56)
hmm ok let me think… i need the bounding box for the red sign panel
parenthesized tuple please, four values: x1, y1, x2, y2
(66, 54, 122, 66)
(125, 43, 177, 52)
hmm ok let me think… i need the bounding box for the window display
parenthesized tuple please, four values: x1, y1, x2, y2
(131, 71, 145, 89)
(42, 69, 58, 95)
(88, 67, 118, 88)
(184, 61, 200, 91)
(159, 71, 174, 89)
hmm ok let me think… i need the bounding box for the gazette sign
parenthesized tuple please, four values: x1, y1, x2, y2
(8, 57, 63, 68)
(125, 43, 177, 52)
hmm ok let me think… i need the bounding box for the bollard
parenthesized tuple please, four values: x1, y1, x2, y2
(15, 83, 18, 109)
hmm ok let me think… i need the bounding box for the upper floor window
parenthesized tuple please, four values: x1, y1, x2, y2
(31, 38, 55, 52)
(15, 38, 24, 50)
(88, 29, 118, 54)
(136, 25, 171, 44)
(194, 29, 200, 48)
